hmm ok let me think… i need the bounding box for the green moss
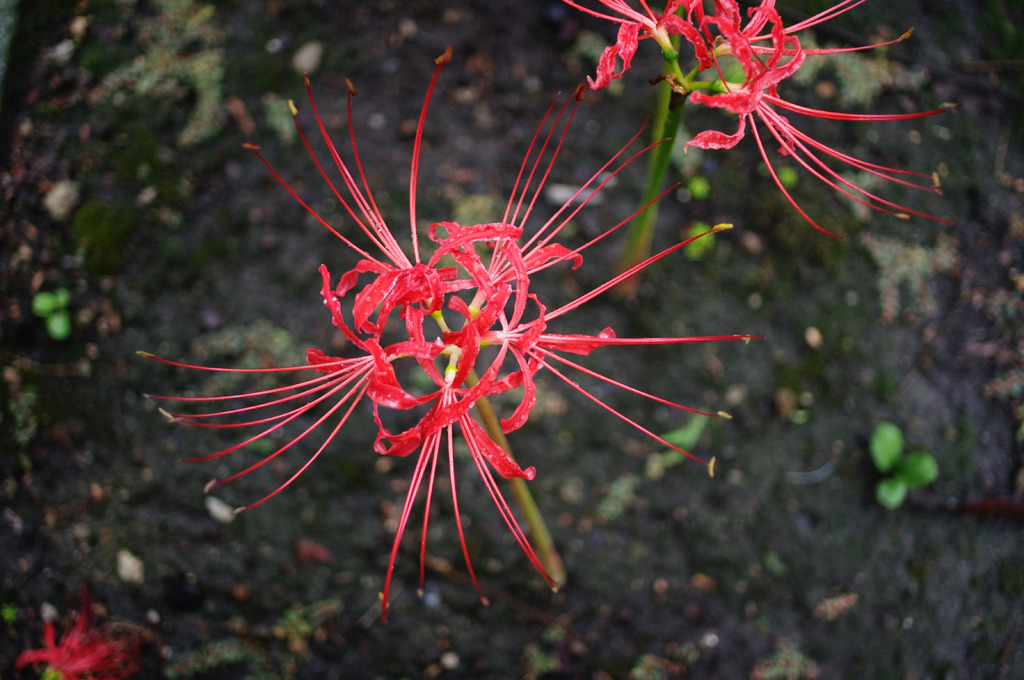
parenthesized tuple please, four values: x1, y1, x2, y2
(978, 0, 1024, 92)
(111, 125, 165, 180)
(72, 201, 135, 274)
(91, 0, 226, 147)
(860, 233, 957, 323)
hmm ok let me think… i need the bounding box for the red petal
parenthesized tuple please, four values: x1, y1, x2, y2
(294, 538, 334, 564)
(372, 403, 424, 457)
(589, 22, 640, 89)
(462, 416, 535, 480)
(685, 116, 747, 151)
(537, 327, 619, 355)
(500, 353, 540, 433)
(664, 15, 712, 69)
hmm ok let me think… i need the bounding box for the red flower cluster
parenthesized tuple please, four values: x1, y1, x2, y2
(564, 0, 951, 234)
(143, 48, 750, 621)
(560, 0, 705, 88)
(16, 588, 144, 680)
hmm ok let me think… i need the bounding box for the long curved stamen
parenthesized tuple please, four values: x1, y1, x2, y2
(409, 47, 453, 264)
(532, 345, 723, 417)
(230, 380, 371, 512)
(382, 427, 441, 624)
(243, 142, 380, 263)
(302, 81, 409, 267)
(545, 224, 731, 320)
(534, 354, 710, 466)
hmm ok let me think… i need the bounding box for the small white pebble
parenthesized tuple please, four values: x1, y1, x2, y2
(701, 631, 720, 648)
(292, 41, 324, 74)
(440, 652, 460, 670)
(41, 602, 59, 622)
(804, 326, 823, 349)
(117, 549, 145, 584)
(205, 495, 235, 524)
(544, 182, 604, 207)
(42, 180, 80, 221)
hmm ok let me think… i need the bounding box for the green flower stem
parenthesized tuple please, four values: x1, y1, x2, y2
(618, 45, 690, 290)
(466, 369, 567, 589)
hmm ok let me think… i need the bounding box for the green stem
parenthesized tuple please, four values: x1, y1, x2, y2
(617, 48, 689, 291)
(467, 370, 567, 589)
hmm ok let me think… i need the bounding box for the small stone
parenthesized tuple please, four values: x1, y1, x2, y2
(397, 17, 417, 40)
(440, 651, 460, 670)
(41, 602, 59, 623)
(814, 593, 858, 620)
(700, 631, 720, 648)
(804, 326, 823, 349)
(43, 180, 80, 221)
(292, 41, 324, 74)
(205, 495, 235, 524)
(725, 383, 749, 406)
(293, 538, 333, 564)
(545, 181, 604, 207)
(690, 573, 715, 591)
(117, 549, 145, 583)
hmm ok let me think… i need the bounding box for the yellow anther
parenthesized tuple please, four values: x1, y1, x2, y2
(708, 457, 716, 478)
(288, 99, 298, 116)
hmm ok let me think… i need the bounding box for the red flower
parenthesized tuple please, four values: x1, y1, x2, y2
(684, 0, 951, 235)
(142, 48, 752, 621)
(563, 0, 952, 234)
(16, 588, 144, 680)
(561, 0, 708, 87)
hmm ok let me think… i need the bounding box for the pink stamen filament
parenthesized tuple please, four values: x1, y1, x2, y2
(544, 223, 722, 321)
(533, 354, 708, 465)
(754, 106, 951, 224)
(299, 83, 409, 267)
(245, 143, 381, 265)
(409, 47, 453, 264)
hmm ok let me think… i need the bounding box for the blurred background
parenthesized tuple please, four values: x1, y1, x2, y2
(1, 1, 1022, 678)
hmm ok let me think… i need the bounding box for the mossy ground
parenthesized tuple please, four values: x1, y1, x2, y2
(2, 1, 1022, 678)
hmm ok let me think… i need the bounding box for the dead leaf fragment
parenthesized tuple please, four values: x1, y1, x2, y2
(814, 592, 858, 620)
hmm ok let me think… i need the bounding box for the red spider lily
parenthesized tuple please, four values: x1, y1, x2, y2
(563, 0, 951, 235)
(560, 0, 708, 87)
(142, 47, 752, 621)
(16, 587, 144, 680)
(683, 0, 951, 235)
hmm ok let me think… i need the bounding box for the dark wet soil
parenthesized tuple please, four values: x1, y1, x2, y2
(2, 1, 1023, 679)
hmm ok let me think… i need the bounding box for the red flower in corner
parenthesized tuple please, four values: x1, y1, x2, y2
(16, 587, 144, 680)
(684, 0, 952, 235)
(142, 48, 752, 621)
(561, 0, 709, 88)
(562, 0, 952, 235)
